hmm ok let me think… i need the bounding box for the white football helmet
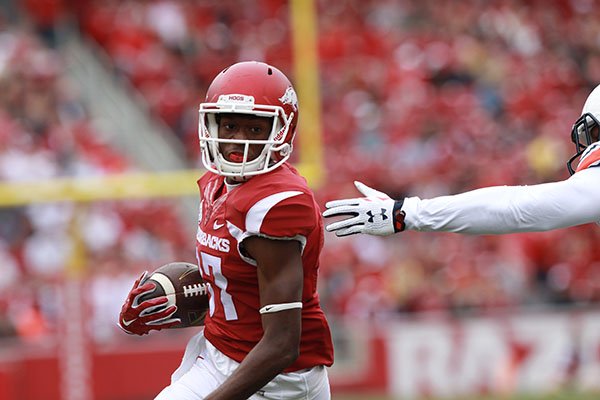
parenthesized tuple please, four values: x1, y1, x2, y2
(198, 61, 299, 179)
(568, 83, 600, 175)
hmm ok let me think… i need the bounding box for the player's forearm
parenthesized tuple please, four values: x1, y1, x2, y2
(403, 168, 600, 234)
(204, 334, 299, 400)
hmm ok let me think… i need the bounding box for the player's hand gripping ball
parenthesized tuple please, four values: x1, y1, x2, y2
(118, 262, 209, 335)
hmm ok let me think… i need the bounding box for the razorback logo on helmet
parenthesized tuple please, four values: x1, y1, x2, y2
(279, 86, 298, 112)
(218, 94, 255, 105)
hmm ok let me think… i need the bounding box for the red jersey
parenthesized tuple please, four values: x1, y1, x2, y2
(576, 141, 600, 173)
(195, 163, 334, 371)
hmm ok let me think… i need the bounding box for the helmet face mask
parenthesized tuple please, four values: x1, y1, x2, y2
(198, 62, 298, 180)
(567, 85, 600, 175)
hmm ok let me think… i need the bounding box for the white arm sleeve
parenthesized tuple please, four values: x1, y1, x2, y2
(402, 167, 600, 234)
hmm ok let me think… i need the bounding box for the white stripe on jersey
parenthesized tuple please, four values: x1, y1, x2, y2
(226, 191, 307, 266)
(227, 221, 259, 266)
(246, 191, 303, 232)
(227, 221, 244, 242)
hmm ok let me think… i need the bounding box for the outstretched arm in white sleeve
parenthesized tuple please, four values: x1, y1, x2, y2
(323, 167, 600, 236)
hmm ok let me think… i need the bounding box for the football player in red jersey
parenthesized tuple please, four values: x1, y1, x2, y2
(119, 61, 334, 400)
(323, 83, 600, 237)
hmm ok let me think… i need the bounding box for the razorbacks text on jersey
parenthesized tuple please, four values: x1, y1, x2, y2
(576, 141, 600, 172)
(195, 162, 334, 372)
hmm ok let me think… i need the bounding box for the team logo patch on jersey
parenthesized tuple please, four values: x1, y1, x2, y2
(279, 86, 298, 112)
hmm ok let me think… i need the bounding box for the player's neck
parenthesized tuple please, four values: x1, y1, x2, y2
(224, 179, 241, 193)
(225, 174, 251, 184)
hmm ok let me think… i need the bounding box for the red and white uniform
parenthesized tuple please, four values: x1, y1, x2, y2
(195, 162, 334, 371)
(402, 142, 600, 234)
(576, 142, 600, 172)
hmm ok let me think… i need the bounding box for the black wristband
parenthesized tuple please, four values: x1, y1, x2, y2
(392, 199, 406, 232)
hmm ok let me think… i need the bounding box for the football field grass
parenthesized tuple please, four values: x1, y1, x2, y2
(334, 389, 600, 400)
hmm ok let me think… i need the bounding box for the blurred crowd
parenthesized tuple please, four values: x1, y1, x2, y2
(0, 12, 191, 341)
(1, 0, 600, 343)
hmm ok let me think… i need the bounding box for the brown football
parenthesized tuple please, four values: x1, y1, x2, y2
(139, 262, 209, 328)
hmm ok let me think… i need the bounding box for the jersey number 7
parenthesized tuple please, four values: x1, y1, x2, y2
(198, 251, 239, 321)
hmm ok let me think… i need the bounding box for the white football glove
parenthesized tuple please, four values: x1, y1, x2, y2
(323, 181, 406, 237)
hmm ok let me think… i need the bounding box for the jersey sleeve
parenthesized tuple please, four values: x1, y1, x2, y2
(245, 190, 317, 239)
(575, 142, 600, 173)
(402, 167, 600, 234)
